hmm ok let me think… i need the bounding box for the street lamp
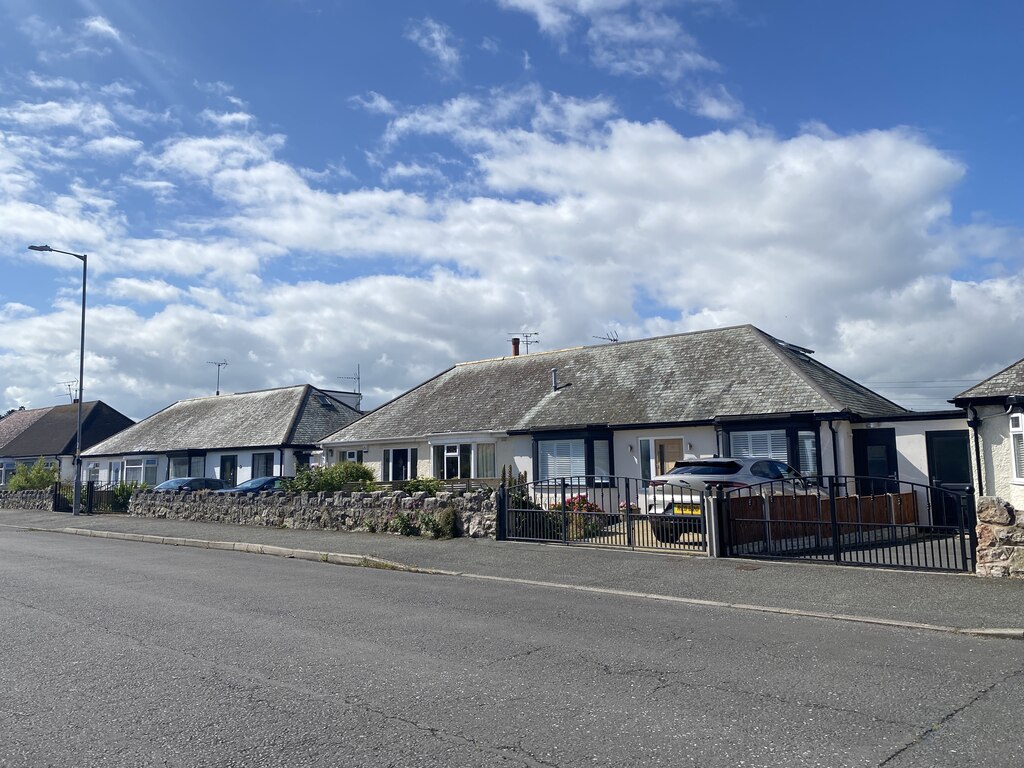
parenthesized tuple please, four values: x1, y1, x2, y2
(29, 244, 87, 516)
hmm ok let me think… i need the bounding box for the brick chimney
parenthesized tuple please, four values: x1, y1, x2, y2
(511, 337, 520, 356)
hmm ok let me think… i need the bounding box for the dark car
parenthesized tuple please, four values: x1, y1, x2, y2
(217, 476, 290, 494)
(153, 477, 231, 492)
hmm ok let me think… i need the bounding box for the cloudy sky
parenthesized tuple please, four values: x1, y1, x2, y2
(1, 0, 1022, 420)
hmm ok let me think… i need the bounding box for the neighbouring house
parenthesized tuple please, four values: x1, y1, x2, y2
(0, 401, 135, 486)
(952, 357, 1024, 509)
(83, 385, 361, 487)
(319, 325, 969, 494)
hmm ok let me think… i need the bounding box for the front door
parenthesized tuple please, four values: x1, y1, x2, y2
(219, 455, 237, 487)
(852, 428, 898, 494)
(926, 430, 973, 527)
(391, 449, 409, 482)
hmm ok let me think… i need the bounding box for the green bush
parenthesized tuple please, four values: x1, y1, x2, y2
(7, 458, 58, 491)
(420, 507, 459, 539)
(402, 477, 444, 496)
(284, 462, 376, 493)
(111, 482, 140, 513)
(387, 510, 420, 536)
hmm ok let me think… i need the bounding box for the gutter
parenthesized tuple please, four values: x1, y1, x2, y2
(828, 419, 840, 476)
(967, 403, 984, 496)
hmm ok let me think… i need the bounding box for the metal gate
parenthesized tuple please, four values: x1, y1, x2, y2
(498, 475, 708, 553)
(718, 475, 977, 572)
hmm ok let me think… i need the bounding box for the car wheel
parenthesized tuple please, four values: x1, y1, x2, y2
(650, 518, 681, 544)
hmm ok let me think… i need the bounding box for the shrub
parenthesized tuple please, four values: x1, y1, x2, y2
(284, 462, 376, 493)
(420, 507, 459, 539)
(387, 510, 420, 537)
(111, 482, 140, 513)
(7, 458, 58, 491)
(548, 494, 602, 514)
(402, 477, 444, 496)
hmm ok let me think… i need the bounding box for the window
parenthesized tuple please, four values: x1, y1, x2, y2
(341, 450, 363, 464)
(109, 461, 121, 484)
(0, 462, 15, 486)
(730, 430, 789, 462)
(593, 440, 610, 479)
(475, 444, 495, 478)
(190, 455, 206, 476)
(169, 457, 189, 479)
(797, 431, 818, 476)
(431, 443, 496, 479)
(252, 452, 274, 478)
(1012, 414, 1024, 482)
(86, 462, 100, 482)
(124, 459, 143, 485)
(124, 458, 158, 486)
(538, 440, 585, 480)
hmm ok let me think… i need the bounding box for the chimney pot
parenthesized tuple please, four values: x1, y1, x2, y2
(511, 337, 520, 356)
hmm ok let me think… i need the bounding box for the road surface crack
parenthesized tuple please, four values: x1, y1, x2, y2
(877, 666, 1024, 766)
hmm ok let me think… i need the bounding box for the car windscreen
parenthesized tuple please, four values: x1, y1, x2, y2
(233, 478, 265, 490)
(667, 462, 742, 475)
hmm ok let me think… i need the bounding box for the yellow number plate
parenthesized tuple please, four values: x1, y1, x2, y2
(671, 503, 702, 516)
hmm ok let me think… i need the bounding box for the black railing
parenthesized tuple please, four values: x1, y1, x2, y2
(718, 475, 977, 573)
(499, 475, 708, 552)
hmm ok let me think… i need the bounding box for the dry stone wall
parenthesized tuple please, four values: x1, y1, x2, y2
(975, 496, 1024, 578)
(129, 487, 498, 538)
(0, 489, 54, 511)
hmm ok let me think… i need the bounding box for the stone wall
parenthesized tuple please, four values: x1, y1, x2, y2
(0, 489, 54, 511)
(976, 496, 1024, 578)
(129, 487, 498, 538)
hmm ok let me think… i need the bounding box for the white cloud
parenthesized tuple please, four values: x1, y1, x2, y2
(124, 178, 177, 202)
(81, 16, 122, 42)
(684, 83, 744, 121)
(27, 73, 81, 91)
(349, 91, 397, 116)
(0, 99, 116, 134)
(200, 109, 255, 129)
(83, 135, 143, 156)
(382, 161, 448, 185)
(498, 1, 717, 82)
(18, 15, 117, 60)
(103, 277, 182, 303)
(405, 18, 461, 78)
(587, 10, 717, 81)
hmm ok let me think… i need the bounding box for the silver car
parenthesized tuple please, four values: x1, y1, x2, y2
(642, 457, 812, 544)
(651, 457, 807, 493)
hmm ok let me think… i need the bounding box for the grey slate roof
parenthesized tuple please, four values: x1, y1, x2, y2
(323, 325, 906, 444)
(84, 385, 361, 457)
(0, 402, 134, 458)
(954, 357, 1024, 400)
(0, 407, 52, 449)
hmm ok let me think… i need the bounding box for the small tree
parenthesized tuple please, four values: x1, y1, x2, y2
(284, 462, 376, 493)
(7, 458, 59, 491)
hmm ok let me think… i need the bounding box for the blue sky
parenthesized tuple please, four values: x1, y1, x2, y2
(1, 0, 1022, 419)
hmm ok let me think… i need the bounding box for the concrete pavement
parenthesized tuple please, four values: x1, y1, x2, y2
(2, 507, 1022, 637)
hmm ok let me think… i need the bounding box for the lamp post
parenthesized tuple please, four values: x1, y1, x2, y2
(29, 244, 87, 516)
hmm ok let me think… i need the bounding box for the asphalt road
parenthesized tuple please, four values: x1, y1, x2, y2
(1, 529, 1021, 768)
